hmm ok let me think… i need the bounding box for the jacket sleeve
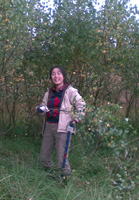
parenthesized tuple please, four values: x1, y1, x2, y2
(38, 90, 49, 116)
(69, 88, 86, 123)
(41, 90, 49, 106)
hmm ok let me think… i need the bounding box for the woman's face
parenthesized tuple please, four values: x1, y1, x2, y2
(51, 68, 64, 88)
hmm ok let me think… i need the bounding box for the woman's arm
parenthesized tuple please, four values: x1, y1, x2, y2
(70, 88, 86, 123)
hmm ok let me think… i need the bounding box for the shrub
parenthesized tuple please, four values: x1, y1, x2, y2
(77, 103, 137, 154)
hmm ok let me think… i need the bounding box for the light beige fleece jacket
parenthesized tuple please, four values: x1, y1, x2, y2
(41, 85, 86, 133)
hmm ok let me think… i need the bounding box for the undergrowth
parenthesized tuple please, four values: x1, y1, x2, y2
(0, 132, 139, 200)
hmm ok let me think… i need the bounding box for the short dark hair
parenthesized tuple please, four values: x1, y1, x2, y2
(49, 66, 67, 83)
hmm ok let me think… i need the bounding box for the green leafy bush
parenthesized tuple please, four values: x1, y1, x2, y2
(78, 103, 137, 154)
(77, 103, 138, 198)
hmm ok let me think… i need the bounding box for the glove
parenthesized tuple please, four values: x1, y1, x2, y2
(67, 121, 76, 135)
(36, 105, 49, 113)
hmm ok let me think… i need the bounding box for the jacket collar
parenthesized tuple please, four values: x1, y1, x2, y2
(52, 84, 66, 92)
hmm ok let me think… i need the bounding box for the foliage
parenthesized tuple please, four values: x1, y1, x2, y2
(77, 103, 138, 198)
(0, 0, 139, 132)
(0, 0, 51, 131)
(78, 103, 137, 153)
(0, 0, 139, 198)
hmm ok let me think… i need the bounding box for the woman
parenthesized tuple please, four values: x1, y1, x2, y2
(37, 66, 86, 180)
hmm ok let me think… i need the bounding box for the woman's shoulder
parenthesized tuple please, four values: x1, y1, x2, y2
(67, 84, 77, 90)
(43, 88, 50, 96)
(45, 86, 52, 92)
(66, 84, 78, 94)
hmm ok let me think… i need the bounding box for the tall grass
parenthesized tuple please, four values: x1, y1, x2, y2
(0, 134, 138, 200)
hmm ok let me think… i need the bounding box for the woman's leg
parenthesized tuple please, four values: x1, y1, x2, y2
(40, 123, 55, 169)
(55, 132, 72, 175)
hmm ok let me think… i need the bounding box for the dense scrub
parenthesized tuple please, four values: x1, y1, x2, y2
(0, 126, 138, 200)
(0, 1, 139, 199)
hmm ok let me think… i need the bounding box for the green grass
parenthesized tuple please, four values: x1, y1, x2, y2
(0, 135, 138, 200)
